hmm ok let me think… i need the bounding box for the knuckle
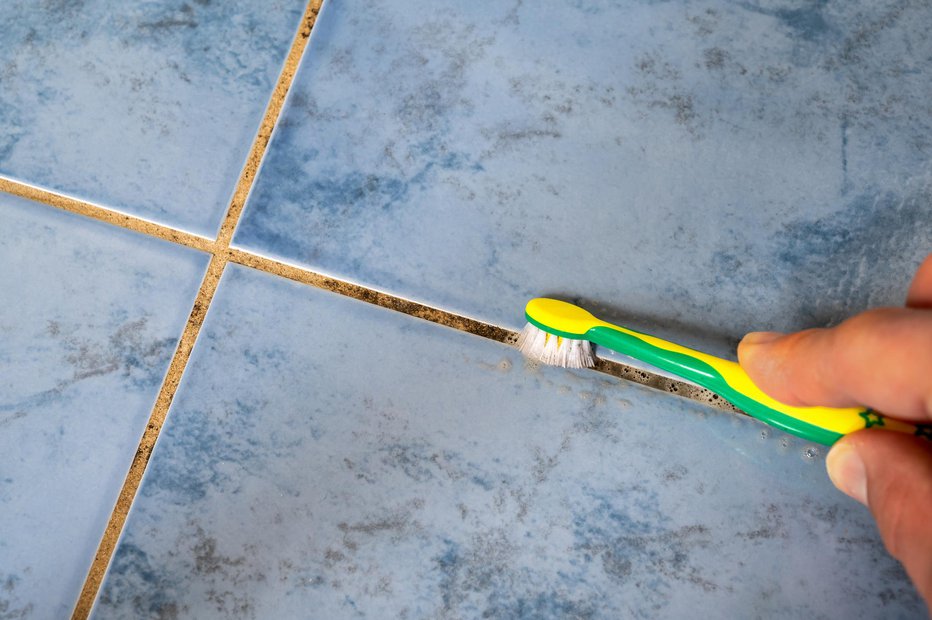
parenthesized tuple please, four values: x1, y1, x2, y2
(841, 308, 897, 338)
(836, 309, 901, 365)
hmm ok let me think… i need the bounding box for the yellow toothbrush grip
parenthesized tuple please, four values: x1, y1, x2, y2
(597, 322, 922, 443)
(702, 356, 918, 437)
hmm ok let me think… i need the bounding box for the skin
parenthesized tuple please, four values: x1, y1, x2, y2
(738, 253, 932, 609)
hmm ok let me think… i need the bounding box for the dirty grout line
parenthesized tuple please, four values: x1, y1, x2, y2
(0, 177, 217, 254)
(69, 254, 225, 620)
(227, 248, 516, 342)
(215, 1, 323, 247)
(227, 248, 743, 417)
(593, 357, 743, 415)
(70, 1, 324, 617)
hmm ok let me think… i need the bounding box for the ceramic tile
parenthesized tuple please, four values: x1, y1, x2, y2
(0, 0, 307, 237)
(92, 265, 922, 618)
(0, 194, 209, 618)
(235, 0, 932, 358)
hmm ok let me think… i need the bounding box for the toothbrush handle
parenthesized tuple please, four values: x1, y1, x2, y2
(587, 325, 925, 445)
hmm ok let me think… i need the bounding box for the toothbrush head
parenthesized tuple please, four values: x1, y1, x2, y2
(517, 298, 602, 368)
(516, 323, 596, 368)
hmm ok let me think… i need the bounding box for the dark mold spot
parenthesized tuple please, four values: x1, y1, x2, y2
(703, 47, 728, 69)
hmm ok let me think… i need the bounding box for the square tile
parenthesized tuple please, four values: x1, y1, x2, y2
(92, 265, 922, 618)
(0, 0, 307, 236)
(235, 0, 932, 358)
(0, 193, 209, 618)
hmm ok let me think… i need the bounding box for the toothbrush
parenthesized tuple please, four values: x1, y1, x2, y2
(517, 297, 924, 445)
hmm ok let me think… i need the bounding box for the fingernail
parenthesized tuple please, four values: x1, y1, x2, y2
(740, 331, 784, 347)
(826, 443, 868, 505)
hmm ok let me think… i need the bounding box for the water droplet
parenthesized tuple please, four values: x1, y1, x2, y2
(803, 447, 819, 461)
(760, 429, 770, 440)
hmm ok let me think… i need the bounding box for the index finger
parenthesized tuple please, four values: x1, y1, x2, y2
(738, 307, 932, 422)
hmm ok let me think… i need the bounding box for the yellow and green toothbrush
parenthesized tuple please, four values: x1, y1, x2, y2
(518, 297, 924, 446)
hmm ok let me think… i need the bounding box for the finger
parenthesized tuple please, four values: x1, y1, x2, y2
(738, 308, 932, 420)
(827, 431, 932, 605)
(907, 253, 932, 309)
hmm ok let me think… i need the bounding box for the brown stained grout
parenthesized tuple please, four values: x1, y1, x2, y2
(215, 0, 322, 246)
(593, 357, 744, 415)
(0, 0, 740, 612)
(226, 248, 514, 342)
(228, 247, 741, 415)
(69, 254, 225, 620)
(0, 177, 216, 254)
(70, 2, 324, 618)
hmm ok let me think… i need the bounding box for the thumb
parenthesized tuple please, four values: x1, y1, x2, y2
(827, 431, 932, 604)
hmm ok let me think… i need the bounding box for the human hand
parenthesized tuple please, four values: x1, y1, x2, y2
(737, 253, 932, 607)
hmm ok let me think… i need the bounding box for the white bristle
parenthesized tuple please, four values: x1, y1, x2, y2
(516, 323, 595, 369)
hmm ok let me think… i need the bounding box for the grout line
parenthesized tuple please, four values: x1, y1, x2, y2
(70, 2, 324, 618)
(227, 248, 514, 342)
(593, 357, 743, 415)
(216, 1, 321, 247)
(227, 249, 743, 416)
(69, 254, 225, 620)
(0, 177, 216, 254)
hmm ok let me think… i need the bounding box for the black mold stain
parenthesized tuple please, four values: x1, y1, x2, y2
(832, 0, 911, 67)
(737, 503, 788, 541)
(627, 52, 702, 137)
(703, 47, 728, 69)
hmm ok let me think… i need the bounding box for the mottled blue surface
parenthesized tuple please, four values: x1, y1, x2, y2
(235, 0, 932, 357)
(0, 0, 306, 236)
(0, 194, 208, 618)
(92, 265, 923, 618)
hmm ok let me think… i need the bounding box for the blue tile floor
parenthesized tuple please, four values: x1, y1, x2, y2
(0, 0, 929, 617)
